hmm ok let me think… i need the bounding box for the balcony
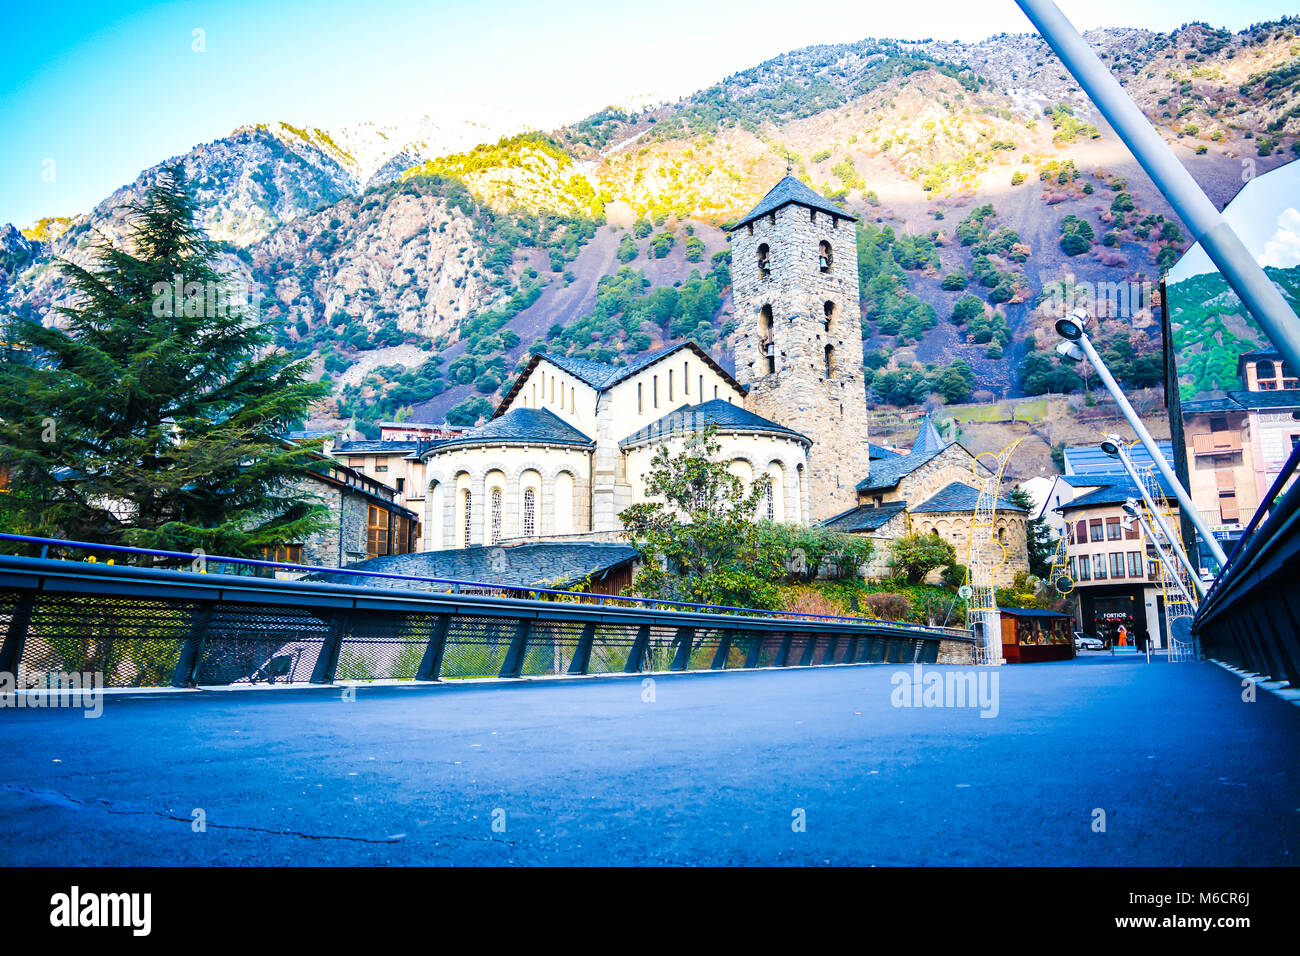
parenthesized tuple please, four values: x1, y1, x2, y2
(1191, 432, 1242, 456)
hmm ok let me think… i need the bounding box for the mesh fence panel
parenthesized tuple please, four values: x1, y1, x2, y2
(196, 603, 328, 685)
(439, 616, 516, 679)
(686, 630, 725, 670)
(336, 612, 432, 681)
(13, 592, 193, 688)
(518, 622, 583, 677)
(0, 578, 961, 687)
(642, 626, 686, 673)
(586, 624, 639, 674)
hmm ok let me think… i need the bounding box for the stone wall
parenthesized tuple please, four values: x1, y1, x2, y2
(730, 203, 872, 521)
(911, 509, 1030, 588)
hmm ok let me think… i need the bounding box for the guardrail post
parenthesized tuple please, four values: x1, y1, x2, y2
(311, 611, 349, 684)
(414, 613, 451, 681)
(798, 635, 818, 667)
(822, 635, 839, 665)
(841, 636, 859, 664)
(670, 627, 695, 671)
(500, 619, 533, 678)
(171, 602, 214, 687)
(569, 623, 596, 675)
(624, 624, 650, 673)
(744, 634, 764, 669)
(0, 593, 34, 676)
(774, 633, 794, 667)
(711, 630, 733, 669)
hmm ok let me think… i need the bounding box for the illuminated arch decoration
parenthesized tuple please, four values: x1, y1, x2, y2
(963, 439, 1022, 665)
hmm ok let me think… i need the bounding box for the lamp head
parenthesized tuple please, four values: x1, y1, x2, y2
(1100, 436, 1123, 459)
(1055, 341, 1085, 363)
(1122, 497, 1140, 517)
(1055, 308, 1090, 342)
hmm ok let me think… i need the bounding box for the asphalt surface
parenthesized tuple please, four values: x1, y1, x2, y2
(1, 653, 1296, 866)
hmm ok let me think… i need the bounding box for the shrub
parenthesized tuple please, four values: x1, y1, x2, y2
(863, 592, 912, 621)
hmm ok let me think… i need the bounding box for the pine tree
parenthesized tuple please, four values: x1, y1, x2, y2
(0, 165, 329, 557)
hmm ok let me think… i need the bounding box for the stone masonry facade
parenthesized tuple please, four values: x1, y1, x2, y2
(730, 203, 872, 522)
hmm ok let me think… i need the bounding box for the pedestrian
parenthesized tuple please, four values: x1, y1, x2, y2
(1117, 623, 1128, 647)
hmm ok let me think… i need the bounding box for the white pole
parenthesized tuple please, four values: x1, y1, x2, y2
(1113, 445, 1207, 598)
(1131, 508, 1198, 610)
(1016, 0, 1300, 381)
(1077, 333, 1229, 570)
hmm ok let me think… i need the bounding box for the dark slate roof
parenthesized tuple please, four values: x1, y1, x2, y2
(818, 501, 908, 533)
(1227, 388, 1300, 410)
(1181, 396, 1246, 414)
(619, 398, 810, 447)
(334, 439, 422, 455)
(868, 442, 902, 461)
(856, 416, 958, 493)
(730, 175, 858, 231)
(495, 341, 745, 416)
(1001, 607, 1071, 618)
(432, 407, 593, 451)
(1055, 474, 1176, 512)
(911, 481, 1026, 514)
(308, 543, 638, 593)
(910, 414, 946, 457)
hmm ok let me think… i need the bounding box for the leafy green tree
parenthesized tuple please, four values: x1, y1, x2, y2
(0, 165, 327, 555)
(620, 425, 783, 609)
(446, 396, 493, 426)
(889, 533, 958, 585)
(1008, 487, 1053, 580)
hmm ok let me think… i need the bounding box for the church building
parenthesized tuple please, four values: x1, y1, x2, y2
(362, 174, 1030, 587)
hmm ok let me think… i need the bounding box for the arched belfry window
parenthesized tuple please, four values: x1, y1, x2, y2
(462, 491, 473, 548)
(825, 344, 835, 377)
(757, 243, 771, 279)
(759, 304, 775, 375)
(490, 488, 503, 545)
(818, 240, 833, 273)
(823, 300, 835, 333)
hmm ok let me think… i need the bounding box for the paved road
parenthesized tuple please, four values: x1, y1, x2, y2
(1, 654, 1296, 865)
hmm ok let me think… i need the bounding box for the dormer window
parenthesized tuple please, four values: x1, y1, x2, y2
(757, 243, 771, 279)
(818, 240, 832, 273)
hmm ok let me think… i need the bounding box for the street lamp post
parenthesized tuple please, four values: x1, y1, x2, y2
(1055, 309, 1230, 573)
(1122, 499, 1198, 609)
(1106, 439, 1207, 598)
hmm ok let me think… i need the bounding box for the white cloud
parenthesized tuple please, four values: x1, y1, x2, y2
(1259, 207, 1300, 269)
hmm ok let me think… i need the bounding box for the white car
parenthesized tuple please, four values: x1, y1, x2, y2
(1074, 631, 1105, 651)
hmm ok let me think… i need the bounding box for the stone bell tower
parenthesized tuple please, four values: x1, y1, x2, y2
(728, 174, 872, 521)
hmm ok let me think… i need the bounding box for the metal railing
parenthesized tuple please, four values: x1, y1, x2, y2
(1193, 439, 1300, 688)
(0, 532, 969, 637)
(0, 536, 974, 691)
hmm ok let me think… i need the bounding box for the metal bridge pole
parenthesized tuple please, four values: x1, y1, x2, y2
(171, 602, 214, 687)
(670, 627, 695, 671)
(1077, 332, 1229, 571)
(310, 611, 349, 684)
(414, 613, 451, 681)
(499, 619, 533, 678)
(623, 624, 650, 673)
(0, 593, 34, 676)
(568, 623, 596, 675)
(1017, 0, 1300, 379)
(1113, 444, 1208, 598)
(710, 630, 733, 669)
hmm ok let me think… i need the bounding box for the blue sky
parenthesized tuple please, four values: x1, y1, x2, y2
(2, 0, 1297, 227)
